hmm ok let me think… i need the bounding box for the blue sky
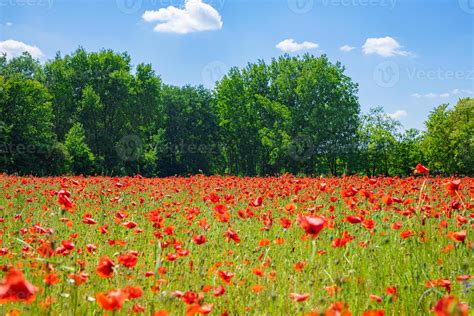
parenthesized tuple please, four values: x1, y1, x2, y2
(0, 0, 473, 129)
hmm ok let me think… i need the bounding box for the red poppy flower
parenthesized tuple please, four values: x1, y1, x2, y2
(252, 267, 264, 277)
(96, 289, 127, 311)
(381, 195, 393, 206)
(400, 230, 414, 239)
(258, 239, 270, 247)
(213, 285, 225, 297)
(44, 273, 60, 285)
(96, 255, 115, 278)
(118, 251, 139, 268)
(385, 287, 397, 295)
(433, 295, 469, 316)
(131, 303, 145, 313)
(217, 270, 235, 283)
(166, 252, 178, 261)
(192, 234, 207, 245)
(250, 284, 264, 293)
(445, 179, 461, 196)
(448, 230, 466, 243)
(86, 243, 98, 253)
(332, 231, 354, 248)
(58, 189, 73, 210)
(198, 304, 214, 315)
(415, 164, 429, 174)
(182, 291, 199, 305)
(0, 269, 38, 303)
(251, 196, 263, 207)
(289, 292, 310, 302)
(391, 222, 402, 230)
(326, 301, 351, 315)
(123, 221, 137, 229)
(224, 227, 241, 243)
(124, 285, 143, 299)
(438, 279, 452, 294)
(61, 240, 75, 250)
(68, 272, 89, 285)
(297, 215, 325, 238)
(369, 294, 382, 303)
(346, 215, 363, 224)
(82, 217, 97, 225)
(280, 217, 292, 229)
(456, 275, 470, 282)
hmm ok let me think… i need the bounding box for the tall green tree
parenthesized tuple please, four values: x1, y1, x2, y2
(392, 128, 424, 175)
(0, 52, 42, 79)
(423, 98, 473, 175)
(64, 122, 95, 174)
(0, 73, 64, 174)
(423, 104, 455, 174)
(214, 54, 360, 176)
(358, 107, 400, 176)
(159, 85, 218, 175)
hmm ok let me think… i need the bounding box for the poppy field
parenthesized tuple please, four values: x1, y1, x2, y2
(0, 171, 472, 315)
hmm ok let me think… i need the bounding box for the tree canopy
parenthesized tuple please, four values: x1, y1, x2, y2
(0, 50, 472, 176)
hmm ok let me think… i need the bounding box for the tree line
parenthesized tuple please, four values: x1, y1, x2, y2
(0, 49, 472, 176)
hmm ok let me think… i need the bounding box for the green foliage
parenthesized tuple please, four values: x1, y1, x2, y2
(214, 55, 360, 176)
(64, 123, 95, 174)
(392, 128, 425, 175)
(159, 85, 218, 176)
(0, 52, 42, 79)
(0, 69, 60, 175)
(423, 98, 473, 175)
(0, 47, 472, 176)
(358, 106, 400, 176)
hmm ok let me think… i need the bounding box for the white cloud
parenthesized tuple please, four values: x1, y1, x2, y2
(276, 38, 318, 53)
(388, 110, 407, 120)
(142, 0, 223, 34)
(6, 22, 13, 27)
(452, 88, 474, 95)
(414, 89, 474, 99)
(340, 45, 355, 52)
(412, 92, 451, 98)
(0, 39, 45, 60)
(362, 36, 412, 57)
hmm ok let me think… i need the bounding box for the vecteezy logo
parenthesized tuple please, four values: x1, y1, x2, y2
(116, 0, 142, 14)
(288, 135, 315, 162)
(202, 61, 228, 88)
(373, 61, 399, 88)
(287, 0, 314, 14)
(458, 0, 474, 14)
(0, 0, 54, 8)
(116, 135, 143, 162)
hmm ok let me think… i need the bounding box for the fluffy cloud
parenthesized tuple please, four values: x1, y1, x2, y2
(340, 45, 355, 52)
(362, 36, 411, 57)
(452, 88, 474, 95)
(387, 110, 407, 120)
(412, 89, 474, 99)
(276, 39, 318, 53)
(412, 92, 450, 98)
(0, 39, 45, 60)
(142, 0, 223, 34)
